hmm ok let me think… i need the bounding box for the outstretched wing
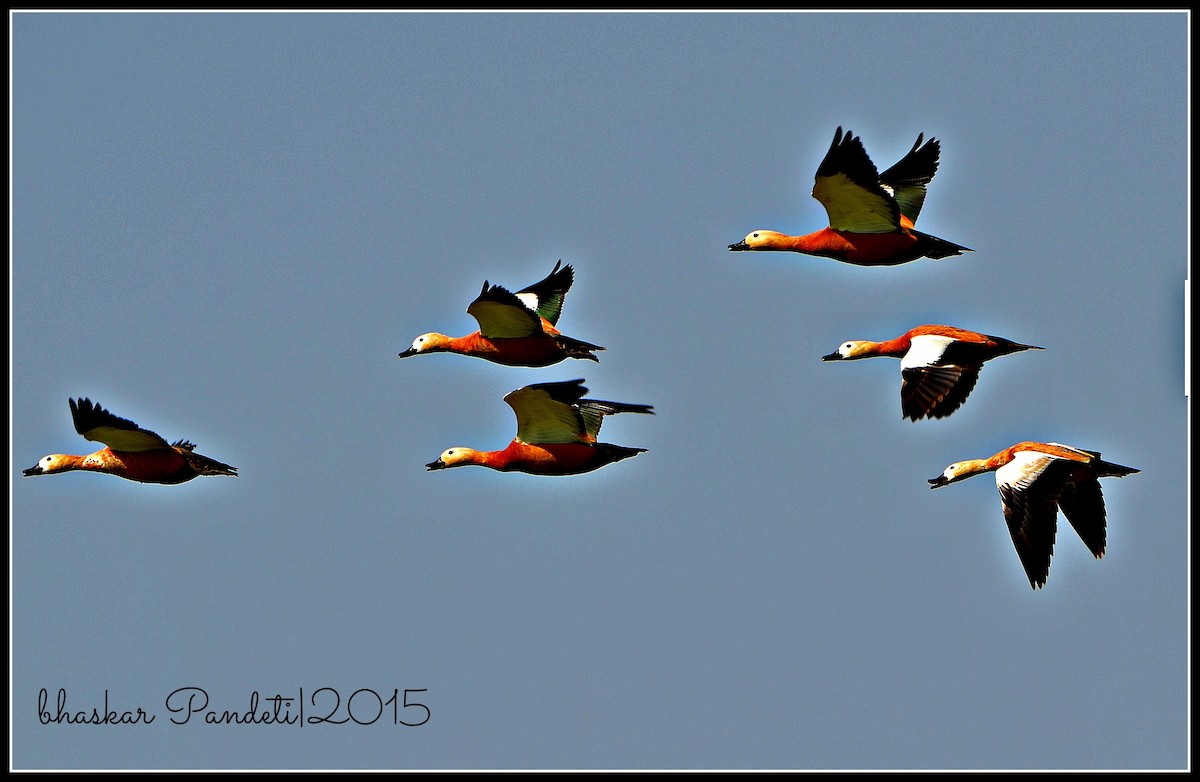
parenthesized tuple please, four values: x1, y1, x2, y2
(504, 380, 591, 445)
(467, 281, 546, 339)
(900, 365, 981, 421)
(810, 127, 901, 234)
(899, 333, 982, 420)
(995, 453, 1074, 589)
(503, 380, 654, 445)
(577, 399, 655, 441)
(877, 133, 940, 224)
(70, 397, 173, 452)
(1056, 478, 1107, 559)
(515, 260, 575, 326)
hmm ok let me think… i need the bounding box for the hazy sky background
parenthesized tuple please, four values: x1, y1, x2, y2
(10, 10, 1189, 771)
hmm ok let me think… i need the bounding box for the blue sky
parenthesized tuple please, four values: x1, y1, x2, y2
(10, 10, 1189, 771)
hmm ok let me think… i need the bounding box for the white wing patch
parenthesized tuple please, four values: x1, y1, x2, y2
(901, 334, 956, 369)
(515, 291, 540, 313)
(996, 451, 1059, 492)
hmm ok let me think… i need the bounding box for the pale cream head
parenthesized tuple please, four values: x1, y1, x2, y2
(23, 454, 75, 476)
(928, 459, 988, 488)
(399, 332, 452, 358)
(425, 447, 482, 470)
(740, 230, 786, 249)
(827, 340, 878, 360)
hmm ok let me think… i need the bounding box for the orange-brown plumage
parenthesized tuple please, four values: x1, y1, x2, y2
(929, 441, 1138, 589)
(24, 398, 237, 485)
(399, 261, 603, 367)
(459, 441, 623, 476)
(729, 127, 971, 266)
(822, 324, 1042, 420)
(425, 379, 652, 476)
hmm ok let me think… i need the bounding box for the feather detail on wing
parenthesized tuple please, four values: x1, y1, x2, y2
(504, 380, 591, 445)
(514, 260, 574, 326)
(503, 380, 654, 445)
(996, 454, 1076, 589)
(577, 399, 655, 440)
(811, 127, 902, 234)
(877, 133, 940, 224)
(69, 397, 173, 452)
(467, 282, 546, 338)
(1056, 478, 1107, 558)
(900, 365, 980, 420)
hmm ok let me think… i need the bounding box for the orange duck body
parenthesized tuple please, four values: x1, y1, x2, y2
(24, 398, 237, 485)
(930, 441, 1138, 589)
(730, 127, 971, 266)
(822, 324, 1042, 420)
(442, 440, 641, 476)
(399, 261, 603, 367)
(426, 379, 652, 476)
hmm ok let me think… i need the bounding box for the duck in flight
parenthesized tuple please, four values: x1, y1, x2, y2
(729, 127, 971, 266)
(399, 260, 604, 367)
(24, 398, 237, 485)
(821, 324, 1042, 420)
(929, 441, 1138, 589)
(425, 379, 653, 476)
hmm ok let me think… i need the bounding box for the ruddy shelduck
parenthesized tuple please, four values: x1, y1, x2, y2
(24, 398, 238, 485)
(822, 324, 1043, 421)
(929, 441, 1138, 589)
(399, 260, 603, 367)
(425, 379, 653, 476)
(729, 126, 972, 266)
